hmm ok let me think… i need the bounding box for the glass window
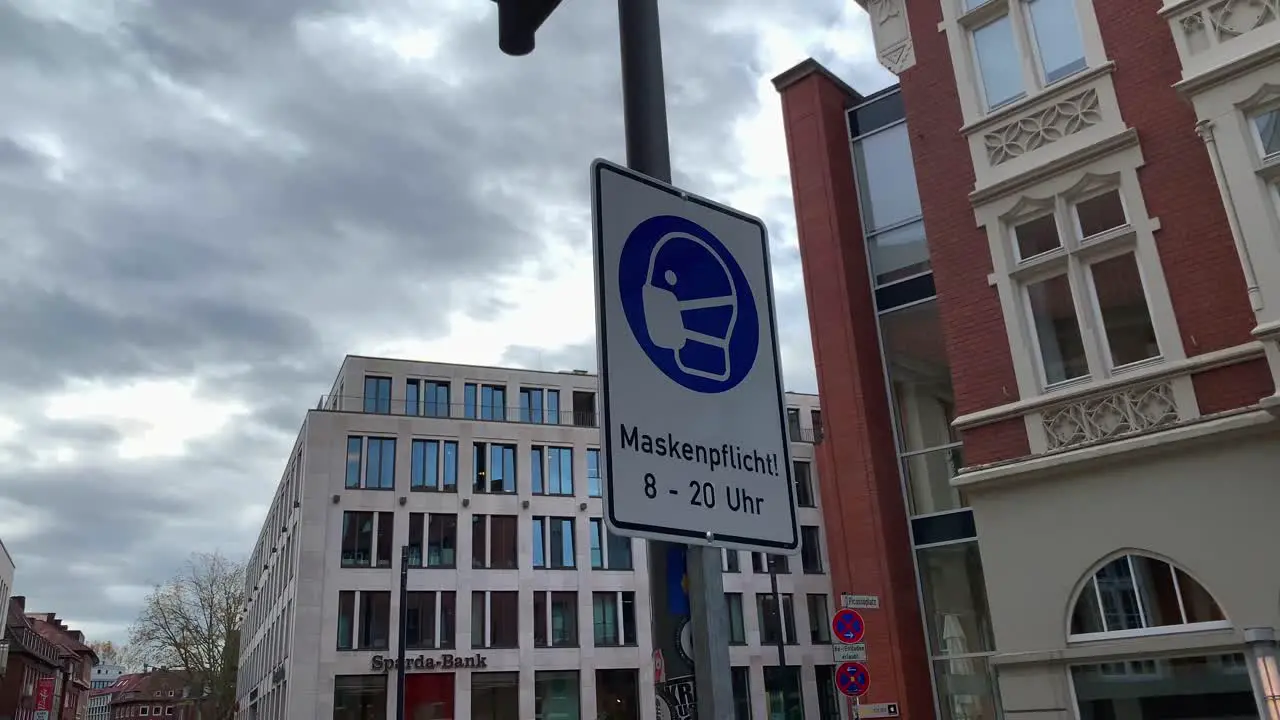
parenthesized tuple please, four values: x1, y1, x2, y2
(1027, 273, 1089, 385)
(442, 441, 457, 490)
(854, 122, 923, 232)
(471, 672, 519, 720)
(345, 437, 362, 488)
(973, 14, 1025, 109)
(1088, 253, 1159, 369)
(808, 594, 832, 644)
(480, 384, 507, 421)
(358, 591, 390, 650)
(534, 591, 578, 648)
(589, 519, 605, 569)
(572, 391, 596, 426)
(731, 668, 752, 720)
(587, 449, 602, 497)
(490, 444, 516, 494)
(756, 594, 797, 645)
(336, 591, 354, 650)
(546, 389, 561, 424)
(535, 671, 580, 720)
(726, 593, 746, 644)
(801, 526, 823, 573)
(1072, 655, 1256, 720)
(405, 379, 420, 416)
(786, 408, 803, 440)
(375, 511, 393, 568)
(917, 542, 996, 656)
(534, 517, 574, 569)
(464, 383, 477, 419)
(490, 591, 518, 648)
(341, 511, 373, 567)
(1026, 0, 1086, 84)
(520, 387, 544, 423)
(1075, 190, 1128, 239)
(404, 592, 435, 650)
(363, 376, 391, 414)
(440, 591, 456, 648)
(489, 515, 517, 570)
(1014, 213, 1061, 260)
(531, 446, 545, 494)
(723, 549, 740, 573)
(593, 592, 620, 646)
(547, 447, 573, 495)
(426, 514, 457, 568)
(814, 665, 842, 720)
(425, 380, 450, 417)
(333, 675, 387, 720)
(606, 529, 632, 570)
(764, 666, 804, 720)
(410, 440, 438, 491)
(1069, 554, 1226, 637)
(364, 437, 396, 489)
(595, 669, 638, 720)
(794, 461, 815, 507)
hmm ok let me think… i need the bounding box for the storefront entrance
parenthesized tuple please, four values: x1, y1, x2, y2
(404, 673, 454, 720)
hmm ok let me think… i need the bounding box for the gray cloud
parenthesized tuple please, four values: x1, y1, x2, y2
(0, 0, 884, 640)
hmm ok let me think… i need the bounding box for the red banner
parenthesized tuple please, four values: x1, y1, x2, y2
(34, 676, 55, 716)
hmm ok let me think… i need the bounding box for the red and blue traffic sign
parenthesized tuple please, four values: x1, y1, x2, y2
(836, 661, 871, 697)
(831, 608, 866, 644)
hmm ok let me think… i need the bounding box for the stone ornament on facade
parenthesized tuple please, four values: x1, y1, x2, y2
(984, 88, 1102, 166)
(1210, 0, 1279, 39)
(868, 0, 917, 74)
(1041, 381, 1180, 451)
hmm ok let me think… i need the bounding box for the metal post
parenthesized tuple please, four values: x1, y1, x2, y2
(768, 555, 794, 719)
(616, 0, 734, 717)
(396, 545, 409, 720)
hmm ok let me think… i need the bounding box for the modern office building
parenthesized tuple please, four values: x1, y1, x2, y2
(774, 1, 1280, 719)
(90, 664, 125, 690)
(235, 356, 843, 720)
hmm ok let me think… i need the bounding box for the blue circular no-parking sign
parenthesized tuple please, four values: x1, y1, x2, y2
(618, 214, 759, 394)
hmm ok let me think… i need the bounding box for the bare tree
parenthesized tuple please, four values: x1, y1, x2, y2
(87, 640, 133, 668)
(129, 552, 245, 720)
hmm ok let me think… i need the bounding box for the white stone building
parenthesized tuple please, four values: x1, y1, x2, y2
(235, 356, 843, 720)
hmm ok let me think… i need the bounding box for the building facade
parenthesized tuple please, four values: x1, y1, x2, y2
(0, 539, 13, 678)
(91, 664, 125, 690)
(1, 597, 64, 720)
(775, 1, 1280, 719)
(235, 357, 844, 720)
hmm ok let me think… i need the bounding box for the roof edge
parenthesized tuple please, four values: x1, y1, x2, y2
(771, 58, 863, 103)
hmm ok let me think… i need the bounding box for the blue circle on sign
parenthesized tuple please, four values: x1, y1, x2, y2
(833, 608, 865, 644)
(837, 662, 870, 697)
(618, 214, 759, 394)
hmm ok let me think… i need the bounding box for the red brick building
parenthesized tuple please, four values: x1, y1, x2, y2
(775, 0, 1280, 718)
(0, 597, 99, 720)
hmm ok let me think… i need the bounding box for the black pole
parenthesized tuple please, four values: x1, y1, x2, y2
(396, 545, 409, 720)
(617, 0, 671, 184)
(769, 555, 796, 719)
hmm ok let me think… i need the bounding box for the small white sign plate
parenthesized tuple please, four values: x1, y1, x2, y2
(842, 593, 881, 610)
(833, 643, 867, 662)
(851, 702, 900, 718)
(591, 158, 799, 553)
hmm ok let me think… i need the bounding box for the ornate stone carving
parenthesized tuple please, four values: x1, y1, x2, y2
(984, 88, 1102, 166)
(1210, 0, 1279, 39)
(868, 0, 916, 74)
(1041, 382, 1180, 451)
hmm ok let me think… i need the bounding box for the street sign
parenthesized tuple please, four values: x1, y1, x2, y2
(591, 158, 799, 553)
(836, 661, 871, 697)
(852, 701, 899, 718)
(833, 643, 867, 662)
(832, 608, 866, 644)
(842, 593, 881, 610)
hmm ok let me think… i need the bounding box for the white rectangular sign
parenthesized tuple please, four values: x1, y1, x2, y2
(833, 643, 867, 662)
(842, 594, 881, 610)
(591, 158, 799, 553)
(850, 702, 900, 718)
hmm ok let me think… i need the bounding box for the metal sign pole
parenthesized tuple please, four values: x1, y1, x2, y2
(396, 545, 409, 720)
(616, 0, 733, 716)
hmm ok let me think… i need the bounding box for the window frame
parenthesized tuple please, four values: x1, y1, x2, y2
(1067, 553, 1231, 643)
(959, 0, 1090, 114)
(410, 438, 458, 492)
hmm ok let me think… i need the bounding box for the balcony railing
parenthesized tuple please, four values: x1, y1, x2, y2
(786, 426, 824, 444)
(315, 395, 600, 428)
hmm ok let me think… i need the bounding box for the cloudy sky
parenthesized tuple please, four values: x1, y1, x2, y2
(0, 0, 892, 643)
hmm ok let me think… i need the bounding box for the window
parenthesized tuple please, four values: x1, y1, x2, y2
(1009, 187, 1161, 388)
(571, 390, 596, 426)
(764, 666, 804, 719)
(811, 409, 823, 442)
(962, 0, 1085, 112)
(815, 665, 842, 719)
(794, 461, 815, 507)
(596, 670, 639, 720)
(801, 526, 824, 573)
(731, 668, 752, 720)
(1251, 106, 1280, 160)
(472, 515, 518, 570)
(593, 592, 637, 646)
(474, 442, 516, 494)
(853, 121, 929, 287)
(408, 513, 424, 567)
(726, 593, 746, 644)
(786, 408, 802, 440)
(519, 387, 545, 423)
(754, 553, 788, 574)
(333, 675, 386, 720)
(404, 591, 440, 650)
(1072, 655, 1255, 720)
(533, 447, 573, 495)
(586, 449, 602, 497)
(363, 376, 391, 414)
(1069, 554, 1227, 640)
(426, 514, 457, 568)
(721, 549, 741, 573)
(472, 591, 518, 649)
(918, 541, 996, 656)
(589, 519, 634, 570)
(471, 673, 519, 720)
(425, 380, 450, 417)
(534, 517, 576, 569)
(375, 511, 393, 568)
(358, 591, 390, 649)
(533, 591, 579, 648)
(337, 591, 354, 649)
(410, 439, 458, 492)
(345, 436, 395, 489)
(535, 671, 580, 720)
(757, 594, 797, 645)
(335, 511, 389, 569)
(405, 379, 420, 416)
(808, 594, 832, 644)
(480, 384, 507, 421)
(464, 383, 477, 419)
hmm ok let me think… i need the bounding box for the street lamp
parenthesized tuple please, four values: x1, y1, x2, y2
(490, 0, 563, 56)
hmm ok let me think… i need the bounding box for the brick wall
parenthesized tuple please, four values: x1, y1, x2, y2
(776, 65, 936, 720)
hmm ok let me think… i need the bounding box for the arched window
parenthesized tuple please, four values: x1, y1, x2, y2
(1068, 553, 1229, 641)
